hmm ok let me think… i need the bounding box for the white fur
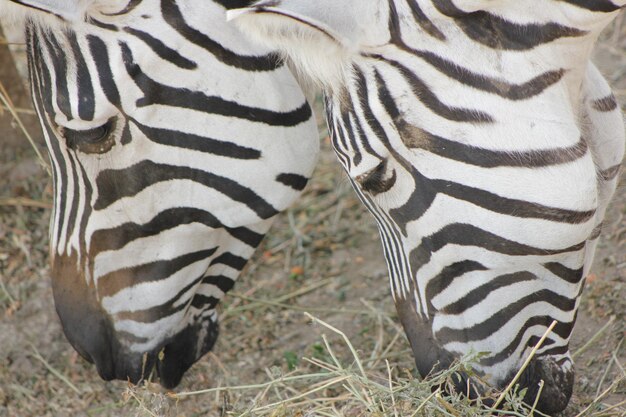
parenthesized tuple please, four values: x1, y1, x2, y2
(228, 0, 385, 94)
(228, 8, 352, 93)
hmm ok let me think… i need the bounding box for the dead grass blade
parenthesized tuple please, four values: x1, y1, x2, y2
(0, 80, 50, 174)
(28, 344, 82, 395)
(0, 197, 52, 209)
(573, 316, 616, 359)
(493, 320, 557, 409)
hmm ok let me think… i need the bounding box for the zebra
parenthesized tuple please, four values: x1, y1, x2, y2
(230, 0, 626, 413)
(0, 0, 319, 388)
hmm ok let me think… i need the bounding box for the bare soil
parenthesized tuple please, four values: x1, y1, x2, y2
(0, 18, 625, 417)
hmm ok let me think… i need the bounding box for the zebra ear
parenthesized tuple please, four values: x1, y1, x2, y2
(1, 0, 94, 22)
(227, 0, 363, 92)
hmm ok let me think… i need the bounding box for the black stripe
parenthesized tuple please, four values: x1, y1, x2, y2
(480, 316, 574, 367)
(371, 59, 494, 123)
(333, 114, 354, 169)
(68, 32, 95, 121)
(212, 0, 255, 9)
(61, 149, 82, 244)
(406, 0, 446, 40)
(431, 179, 595, 224)
(276, 173, 308, 191)
(131, 119, 261, 159)
(375, 66, 588, 168)
(120, 42, 312, 127)
(599, 164, 621, 181)
(89, 19, 119, 31)
(31, 30, 69, 247)
(351, 108, 382, 160)
(224, 227, 265, 248)
(433, 0, 586, 50)
(124, 27, 198, 70)
(442, 271, 536, 315)
(436, 289, 577, 343)
(209, 252, 248, 270)
(202, 274, 235, 293)
(102, 0, 143, 16)
(190, 294, 220, 310)
(75, 160, 93, 261)
(353, 69, 408, 166)
(557, 0, 621, 12)
(388, 168, 595, 235)
(425, 260, 488, 307)
(87, 35, 121, 107)
(409, 223, 586, 272)
(89, 207, 265, 255)
(94, 160, 280, 219)
(120, 122, 132, 145)
(592, 94, 618, 112)
(542, 263, 583, 284)
(327, 110, 351, 168)
(114, 272, 206, 322)
(98, 248, 218, 297)
(161, 0, 280, 71)
(89, 207, 227, 254)
(354, 185, 410, 297)
(588, 223, 603, 240)
(41, 33, 72, 120)
(401, 122, 588, 167)
(341, 110, 363, 166)
(411, 50, 566, 100)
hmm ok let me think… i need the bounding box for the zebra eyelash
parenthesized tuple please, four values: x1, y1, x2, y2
(58, 116, 118, 154)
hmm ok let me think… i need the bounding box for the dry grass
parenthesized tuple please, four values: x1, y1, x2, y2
(0, 14, 625, 417)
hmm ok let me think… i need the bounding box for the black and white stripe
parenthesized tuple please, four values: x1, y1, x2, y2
(4, 0, 318, 387)
(231, 0, 625, 412)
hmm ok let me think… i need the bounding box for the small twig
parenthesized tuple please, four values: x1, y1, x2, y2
(225, 294, 373, 316)
(528, 380, 544, 417)
(410, 388, 438, 417)
(28, 344, 82, 395)
(252, 375, 350, 412)
(597, 398, 626, 415)
(493, 320, 557, 409)
(573, 316, 616, 359)
(0, 273, 17, 304)
(573, 376, 625, 417)
(386, 360, 399, 417)
(305, 313, 368, 380)
(0, 104, 36, 115)
(596, 337, 623, 397)
(0, 197, 52, 209)
(224, 277, 333, 316)
(435, 391, 461, 417)
(0, 82, 50, 175)
(174, 372, 330, 398)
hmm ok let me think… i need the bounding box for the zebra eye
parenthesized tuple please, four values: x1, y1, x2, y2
(356, 159, 397, 196)
(61, 117, 116, 154)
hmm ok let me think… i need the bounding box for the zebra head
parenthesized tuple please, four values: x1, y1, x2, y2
(230, 0, 625, 413)
(6, 0, 319, 387)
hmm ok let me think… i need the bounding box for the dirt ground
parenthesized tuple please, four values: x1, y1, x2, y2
(0, 17, 625, 417)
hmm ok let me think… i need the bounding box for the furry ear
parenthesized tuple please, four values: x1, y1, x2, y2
(0, 0, 94, 24)
(227, 0, 367, 92)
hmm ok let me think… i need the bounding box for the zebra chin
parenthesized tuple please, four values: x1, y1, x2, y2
(77, 320, 220, 389)
(395, 295, 574, 414)
(51, 252, 220, 388)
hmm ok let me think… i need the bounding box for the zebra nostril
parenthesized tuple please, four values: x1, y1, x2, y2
(355, 159, 397, 195)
